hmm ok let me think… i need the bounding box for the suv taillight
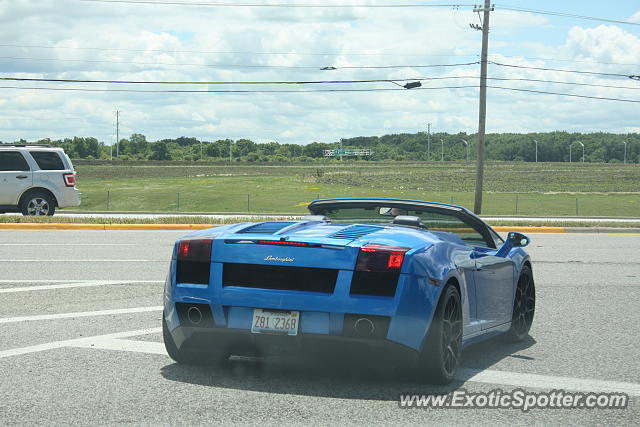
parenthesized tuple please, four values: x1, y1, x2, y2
(63, 173, 76, 187)
(356, 243, 410, 272)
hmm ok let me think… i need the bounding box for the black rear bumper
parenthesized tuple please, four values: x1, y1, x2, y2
(169, 324, 419, 365)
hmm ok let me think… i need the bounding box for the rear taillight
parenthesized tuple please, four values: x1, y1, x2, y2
(177, 239, 212, 262)
(176, 239, 213, 284)
(63, 173, 76, 187)
(356, 243, 409, 272)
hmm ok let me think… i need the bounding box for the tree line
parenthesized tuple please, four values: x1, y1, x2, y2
(3, 131, 639, 163)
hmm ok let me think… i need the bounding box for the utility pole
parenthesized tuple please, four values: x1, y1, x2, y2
(441, 139, 444, 162)
(534, 139, 538, 162)
(229, 141, 232, 163)
(473, 0, 493, 214)
(427, 123, 431, 161)
(115, 110, 120, 157)
(623, 141, 627, 164)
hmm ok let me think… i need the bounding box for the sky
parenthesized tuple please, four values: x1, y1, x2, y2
(1, 0, 639, 145)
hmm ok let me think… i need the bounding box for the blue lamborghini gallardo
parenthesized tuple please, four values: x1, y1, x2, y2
(163, 198, 535, 384)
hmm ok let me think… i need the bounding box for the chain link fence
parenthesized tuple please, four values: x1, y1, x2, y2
(71, 191, 636, 217)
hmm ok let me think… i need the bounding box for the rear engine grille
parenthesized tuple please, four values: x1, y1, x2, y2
(223, 263, 338, 293)
(238, 222, 296, 234)
(329, 225, 382, 240)
(350, 271, 400, 297)
(176, 260, 210, 285)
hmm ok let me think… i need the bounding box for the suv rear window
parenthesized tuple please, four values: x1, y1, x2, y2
(30, 151, 65, 170)
(0, 151, 31, 171)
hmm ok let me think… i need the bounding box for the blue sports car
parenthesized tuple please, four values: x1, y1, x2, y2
(163, 198, 535, 384)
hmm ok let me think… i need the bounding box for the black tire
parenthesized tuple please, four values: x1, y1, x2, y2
(162, 316, 228, 366)
(417, 284, 463, 384)
(20, 191, 56, 216)
(504, 265, 535, 342)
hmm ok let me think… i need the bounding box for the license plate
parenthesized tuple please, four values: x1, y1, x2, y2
(251, 309, 299, 336)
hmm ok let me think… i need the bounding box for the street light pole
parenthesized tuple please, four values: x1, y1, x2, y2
(533, 139, 538, 163)
(427, 123, 431, 161)
(623, 141, 627, 164)
(462, 140, 469, 162)
(578, 141, 584, 163)
(441, 139, 444, 162)
(200, 140, 203, 161)
(115, 110, 120, 158)
(569, 143, 572, 163)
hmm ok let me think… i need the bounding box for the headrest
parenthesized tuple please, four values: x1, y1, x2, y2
(392, 215, 423, 228)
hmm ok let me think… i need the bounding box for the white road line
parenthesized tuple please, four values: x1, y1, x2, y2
(458, 368, 640, 397)
(0, 280, 120, 283)
(0, 244, 139, 246)
(0, 328, 161, 359)
(1, 327, 639, 397)
(0, 259, 163, 262)
(0, 306, 163, 324)
(0, 281, 163, 293)
(71, 338, 167, 355)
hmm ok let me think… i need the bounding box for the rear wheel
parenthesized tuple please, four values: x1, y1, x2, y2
(417, 284, 463, 384)
(20, 191, 55, 216)
(163, 316, 228, 365)
(504, 265, 535, 342)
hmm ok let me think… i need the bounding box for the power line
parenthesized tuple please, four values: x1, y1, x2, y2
(79, 1, 640, 26)
(486, 77, 640, 91)
(79, 0, 476, 8)
(4, 75, 639, 91)
(3, 43, 638, 68)
(490, 61, 637, 78)
(489, 54, 640, 68)
(0, 76, 472, 85)
(0, 43, 477, 58)
(490, 86, 640, 103)
(0, 84, 479, 93)
(0, 55, 479, 70)
(496, 4, 640, 27)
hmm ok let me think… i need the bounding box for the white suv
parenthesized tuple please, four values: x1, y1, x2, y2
(0, 145, 81, 216)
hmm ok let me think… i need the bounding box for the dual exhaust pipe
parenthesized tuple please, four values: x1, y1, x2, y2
(183, 304, 381, 338)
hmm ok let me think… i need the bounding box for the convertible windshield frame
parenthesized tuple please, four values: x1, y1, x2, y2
(308, 198, 498, 249)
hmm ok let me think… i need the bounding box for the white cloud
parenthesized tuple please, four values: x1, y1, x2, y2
(0, 0, 638, 144)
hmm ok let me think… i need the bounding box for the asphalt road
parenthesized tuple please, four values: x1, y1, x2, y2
(0, 231, 638, 425)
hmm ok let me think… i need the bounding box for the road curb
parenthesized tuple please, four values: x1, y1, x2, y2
(565, 227, 640, 234)
(0, 223, 217, 231)
(1, 223, 638, 233)
(492, 226, 565, 233)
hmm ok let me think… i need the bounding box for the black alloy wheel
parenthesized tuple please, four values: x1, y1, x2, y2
(505, 265, 535, 342)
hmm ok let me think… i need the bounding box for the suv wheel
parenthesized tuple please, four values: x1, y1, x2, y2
(21, 192, 56, 216)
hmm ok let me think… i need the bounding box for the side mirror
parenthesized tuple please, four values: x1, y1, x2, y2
(507, 232, 530, 248)
(495, 232, 530, 258)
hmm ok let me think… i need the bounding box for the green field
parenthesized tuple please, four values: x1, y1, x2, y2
(69, 161, 640, 217)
